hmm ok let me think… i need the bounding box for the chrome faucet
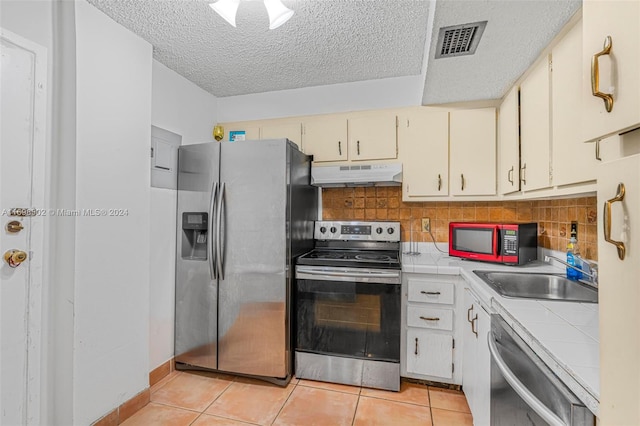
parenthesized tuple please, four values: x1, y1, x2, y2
(544, 255, 598, 287)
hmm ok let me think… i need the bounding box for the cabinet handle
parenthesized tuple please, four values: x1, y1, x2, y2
(595, 140, 602, 161)
(471, 314, 478, 337)
(414, 337, 419, 355)
(467, 305, 474, 323)
(438, 174, 442, 191)
(338, 141, 342, 156)
(461, 174, 465, 191)
(420, 316, 440, 321)
(521, 163, 527, 185)
(591, 35, 614, 113)
(603, 182, 626, 260)
(421, 291, 441, 296)
(508, 166, 514, 185)
(357, 140, 360, 155)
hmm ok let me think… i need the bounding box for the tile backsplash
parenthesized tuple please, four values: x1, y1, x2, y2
(321, 187, 598, 260)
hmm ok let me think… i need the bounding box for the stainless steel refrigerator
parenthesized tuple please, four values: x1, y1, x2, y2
(175, 139, 317, 384)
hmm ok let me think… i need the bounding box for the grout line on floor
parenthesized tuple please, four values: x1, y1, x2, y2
(356, 393, 430, 408)
(350, 393, 362, 426)
(148, 400, 207, 414)
(269, 380, 299, 425)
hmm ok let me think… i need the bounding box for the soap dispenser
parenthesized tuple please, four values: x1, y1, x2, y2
(566, 237, 579, 280)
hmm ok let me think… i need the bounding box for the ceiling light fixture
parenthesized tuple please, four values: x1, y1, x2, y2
(209, 0, 294, 30)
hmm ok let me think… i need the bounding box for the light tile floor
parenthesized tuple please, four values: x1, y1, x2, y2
(122, 370, 472, 426)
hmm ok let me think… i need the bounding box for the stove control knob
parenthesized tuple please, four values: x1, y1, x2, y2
(330, 226, 337, 234)
(319, 226, 327, 234)
(376, 227, 383, 234)
(387, 227, 395, 235)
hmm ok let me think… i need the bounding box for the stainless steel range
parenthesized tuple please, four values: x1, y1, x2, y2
(294, 221, 401, 391)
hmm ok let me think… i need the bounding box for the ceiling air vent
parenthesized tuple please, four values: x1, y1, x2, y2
(435, 21, 487, 59)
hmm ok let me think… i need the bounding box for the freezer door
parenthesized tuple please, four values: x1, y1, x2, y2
(217, 139, 291, 378)
(175, 142, 220, 370)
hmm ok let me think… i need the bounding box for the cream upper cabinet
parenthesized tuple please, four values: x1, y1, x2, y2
(302, 117, 347, 162)
(597, 154, 640, 426)
(260, 122, 302, 148)
(520, 56, 551, 192)
(398, 109, 449, 198)
(449, 108, 496, 196)
(553, 18, 599, 187)
(348, 113, 398, 161)
(582, 0, 640, 142)
(498, 87, 520, 195)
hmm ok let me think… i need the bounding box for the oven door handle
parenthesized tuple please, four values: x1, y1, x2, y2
(296, 267, 400, 283)
(487, 331, 566, 426)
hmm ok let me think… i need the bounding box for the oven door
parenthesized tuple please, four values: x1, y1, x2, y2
(295, 266, 401, 362)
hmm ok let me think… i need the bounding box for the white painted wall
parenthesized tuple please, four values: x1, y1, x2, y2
(150, 60, 218, 371)
(74, 1, 152, 424)
(216, 75, 423, 122)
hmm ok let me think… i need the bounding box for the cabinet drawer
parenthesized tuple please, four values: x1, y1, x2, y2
(407, 279, 454, 305)
(406, 329, 453, 379)
(407, 306, 453, 331)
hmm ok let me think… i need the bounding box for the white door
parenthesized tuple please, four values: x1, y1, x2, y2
(1, 29, 47, 425)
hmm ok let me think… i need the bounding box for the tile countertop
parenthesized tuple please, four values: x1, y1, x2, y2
(401, 243, 600, 416)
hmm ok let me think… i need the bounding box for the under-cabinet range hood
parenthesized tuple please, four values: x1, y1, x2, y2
(311, 163, 402, 187)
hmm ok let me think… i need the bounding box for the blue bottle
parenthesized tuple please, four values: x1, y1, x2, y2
(566, 237, 579, 280)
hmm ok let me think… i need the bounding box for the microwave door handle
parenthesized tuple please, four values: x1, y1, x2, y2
(488, 332, 566, 426)
(496, 226, 503, 260)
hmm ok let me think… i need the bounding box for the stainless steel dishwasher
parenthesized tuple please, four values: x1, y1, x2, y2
(488, 315, 595, 426)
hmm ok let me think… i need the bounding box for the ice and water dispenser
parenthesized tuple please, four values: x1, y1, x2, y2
(181, 212, 208, 260)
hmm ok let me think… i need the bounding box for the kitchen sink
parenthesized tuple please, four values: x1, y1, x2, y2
(473, 271, 598, 303)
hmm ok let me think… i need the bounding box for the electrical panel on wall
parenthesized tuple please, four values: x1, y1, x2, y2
(151, 125, 181, 189)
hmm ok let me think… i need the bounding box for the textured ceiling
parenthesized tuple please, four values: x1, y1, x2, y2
(422, 0, 581, 104)
(86, 0, 581, 103)
(87, 0, 432, 97)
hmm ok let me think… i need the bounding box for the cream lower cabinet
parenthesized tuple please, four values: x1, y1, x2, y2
(402, 273, 462, 384)
(462, 287, 490, 426)
(398, 109, 449, 198)
(498, 87, 520, 195)
(520, 56, 552, 192)
(597, 154, 640, 426)
(348, 113, 397, 161)
(582, 0, 640, 143)
(450, 108, 497, 196)
(302, 117, 347, 162)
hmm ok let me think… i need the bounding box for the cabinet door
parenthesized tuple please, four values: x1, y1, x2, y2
(474, 302, 491, 426)
(261, 122, 302, 147)
(498, 87, 520, 195)
(302, 117, 347, 162)
(553, 19, 598, 186)
(348, 114, 397, 161)
(520, 56, 551, 191)
(406, 329, 453, 379)
(450, 108, 497, 196)
(582, 0, 640, 142)
(461, 289, 478, 415)
(398, 109, 449, 197)
(597, 154, 640, 425)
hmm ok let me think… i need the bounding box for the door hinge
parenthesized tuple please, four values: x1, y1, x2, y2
(396, 116, 399, 128)
(302, 124, 306, 135)
(452, 363, 455, 373)
(452, 338, 455, 349)
(150, 147, 154, 158)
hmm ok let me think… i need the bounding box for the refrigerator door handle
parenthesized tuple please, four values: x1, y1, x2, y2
(216, 182, 226, 280)
(208, 181, 218, 279)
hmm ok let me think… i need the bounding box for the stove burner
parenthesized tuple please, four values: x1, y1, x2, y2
(310, 252, 345, 259)
(355, 254, 392, 262)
